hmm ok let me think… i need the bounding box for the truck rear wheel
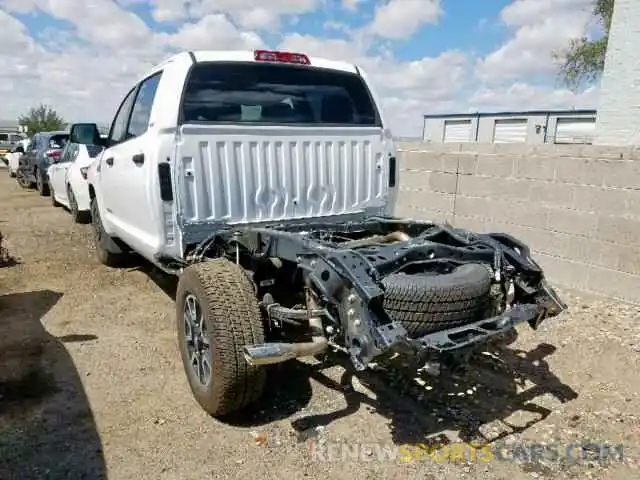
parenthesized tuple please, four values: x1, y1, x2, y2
(90, 197, 129, 267)
(176, 259, 267, 417)
(382, 263, 493, 338)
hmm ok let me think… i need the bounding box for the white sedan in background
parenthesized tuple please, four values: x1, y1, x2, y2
(5, 139, 30, 177)
(47, 141, 104, 223)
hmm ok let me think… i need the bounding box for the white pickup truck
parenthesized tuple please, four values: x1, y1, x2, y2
(70, 49, 566, 419)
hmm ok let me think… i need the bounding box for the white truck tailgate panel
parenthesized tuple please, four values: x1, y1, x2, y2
(176, 126, 389, 225)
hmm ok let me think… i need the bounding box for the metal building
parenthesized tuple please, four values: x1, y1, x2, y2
(422, 109, 597, 144)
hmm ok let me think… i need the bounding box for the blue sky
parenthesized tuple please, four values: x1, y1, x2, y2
(1, 0, 600, 136)
(13, 0, 513, 60)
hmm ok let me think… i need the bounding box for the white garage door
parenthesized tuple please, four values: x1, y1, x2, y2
(493, 119, 528, 143)
(554, 117, 595, 144)
(443, 119, 472, 142)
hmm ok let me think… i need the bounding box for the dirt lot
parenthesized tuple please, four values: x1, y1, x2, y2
(0, 168, 639, 480)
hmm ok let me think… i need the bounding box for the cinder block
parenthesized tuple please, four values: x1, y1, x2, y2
(409, 190, 455, 213)
(454, 196, 548, 228)
(529, 182, 575, 206)
(547, 208, 598, 237)
(437, 152, 477, 174)
(514, 156, 555, 181)
(457, 175, 530, 200)
(573, 185, 640, 216)
(428, 172, 457, 194)
(399, 170, 432, 190)
(453, 196, 494, 220)
(596, 216, 640, 246)
(457, 153, 478, 174)
(519, 228, 569, 258)
(555, 157, 609, 186)
(515, 204, 551, 229)
(534, 144, 585, 158)
(459, 143, 496, 154)
(565, 236, 606, 265)
(398, 151, 440, 172)
(494, 144, 537, 156)
(586, 266, 640, 303)
(582, 144, 630, 160)
(533, 254, 590, 290)
(394, 203, 453, 223)
(599, 242, 640, 275)
(603, 160, 640, 189)
(451, 215, 492, 232)
(475, 154, 515, 178)
(629, 146, 640, 161)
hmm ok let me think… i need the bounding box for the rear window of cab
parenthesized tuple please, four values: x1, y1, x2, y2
(180, 62, 382, 127)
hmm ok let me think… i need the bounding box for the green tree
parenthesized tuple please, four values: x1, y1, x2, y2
(18, 104, 67, 135)
(556, 0, 615, 90)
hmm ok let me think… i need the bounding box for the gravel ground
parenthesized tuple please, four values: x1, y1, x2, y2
(0, 168, 639, 480)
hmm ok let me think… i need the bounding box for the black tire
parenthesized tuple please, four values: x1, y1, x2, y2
(176, 260, 267, 417)
(35, 168, 50, 196)
(50, 184, 62, 207)
(382, 263, 493, 338)
(90, 197, 128, 267)
(68, 185, 91, 224)
(16, 169, 34, 189)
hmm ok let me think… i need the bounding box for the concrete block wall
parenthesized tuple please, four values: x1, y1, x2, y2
(395, 141, 640, 304)
(594, 0, 640, 145)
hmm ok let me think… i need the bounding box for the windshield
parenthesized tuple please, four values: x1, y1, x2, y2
(180, 62, 381, 126)
(48, 134, 69, 149)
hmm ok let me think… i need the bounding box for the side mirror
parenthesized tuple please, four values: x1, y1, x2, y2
(70, 123, 104, 146)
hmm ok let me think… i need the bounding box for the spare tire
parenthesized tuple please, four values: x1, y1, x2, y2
(382, 263, 493, 338)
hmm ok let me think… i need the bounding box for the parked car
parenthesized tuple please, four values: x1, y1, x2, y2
(5, 139, 31, 177)
(16, 130, 70, 195)
(47, 141, 104, 223)
(69, 49, 566, 420)
(0, 131, 27, 159)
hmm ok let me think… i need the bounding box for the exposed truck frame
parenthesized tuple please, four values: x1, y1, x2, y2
(168, 214, 566, 417)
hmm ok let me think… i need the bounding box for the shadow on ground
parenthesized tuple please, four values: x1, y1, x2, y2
(0, 290, 106, 479)
(223, 338, 578, 452)
(290, 340, 578, 448)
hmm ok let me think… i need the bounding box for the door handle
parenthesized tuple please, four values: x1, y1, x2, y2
(132, 153, 144, 166)
(105, 157, 114, 166)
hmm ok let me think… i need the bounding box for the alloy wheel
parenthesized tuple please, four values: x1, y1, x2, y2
(183, 294, 213, 387)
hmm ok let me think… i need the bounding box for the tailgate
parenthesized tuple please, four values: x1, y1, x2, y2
(174, 125, 391, 225)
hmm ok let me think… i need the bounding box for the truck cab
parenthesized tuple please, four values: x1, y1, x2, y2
(75, 49, 399, 270)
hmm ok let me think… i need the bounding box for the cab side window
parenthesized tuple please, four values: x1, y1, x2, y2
(128, 72, 163, 138)
(65, 144, 79, 162)
(59, 142, 73, 163)
(109, 87, 138, 146)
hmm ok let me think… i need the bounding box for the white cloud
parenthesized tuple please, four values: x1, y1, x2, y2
(476, 0, 593, 82)
(369, 0, 442, 40)
(163, 14, 265, 51)
(469, 83, 600, 112)
(279, 32, 468, 134)
(0, 0, 599, 138)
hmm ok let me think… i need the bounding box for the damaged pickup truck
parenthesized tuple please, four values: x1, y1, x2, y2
(69, 49, 567, 418)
